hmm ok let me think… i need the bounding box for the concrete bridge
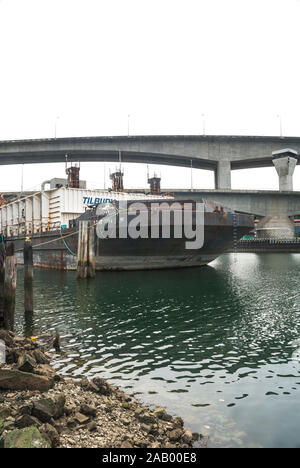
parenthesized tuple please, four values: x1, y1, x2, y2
(0, 134, 300, 190)
(1, 134, 300, 238)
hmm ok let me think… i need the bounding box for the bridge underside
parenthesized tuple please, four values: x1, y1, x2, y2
(0, 136, 300, 215)
(0, 148, 218, 170)
(1, 134, 300, 169)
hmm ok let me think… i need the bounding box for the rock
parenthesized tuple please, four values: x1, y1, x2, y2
(5, 416, 15, 422)
(149, 424, 159, 436)
(137, 439, 148, 448)
(140, 423, 152, 433)
(121, 417, 130, 426)
(91, 377, 112, 395)
(86, 421, 97, 432)
(66, 418, 76, 428)
(15, 414, 41, 429)
(64, 404, 76, 416)
(37, 333, 52, 340)
(14, 337, 28, 345)
(116, 391, 127, 402)
(136, 411, 156, 425)
(17, 353, 37, 373)
(80, 403, 97, 417)
(3, 420, 15, 431)
(87, 380, 99, 393)
(153, 407, 172, 421)
(31, 394, 65, 422)
(168, 428, 183, 442)
(34, 364, 57, 380)
(173, 416, 184, 427)
(5, 350, 20, 365)
(120, 440, 133, 448)
(121, 402, 132, 410)
(52, 394, 66, 419)
(18, 403, 34, 416)
(80, 377, 89, 388)
(32, 398, 55, 423)
(181, 429, 193, 444)
(33, 349, 50, 365)
(0, 369, 53, 392)
(0, 426, 51, 448)
(50, 420, 64, 434)
(192, 432, 199, 441)
(151, 442, 161, 448)
(73, 412, 90, 425)
(40, 423, 60, 448)
(134, 408, 144, 418)
(0, 405, 12, 419)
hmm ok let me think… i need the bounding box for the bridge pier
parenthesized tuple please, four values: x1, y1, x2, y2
(214, 161, 231, 190)
(256, 216, 295, 240)
(272, 148, 298, 191)
(254, 149, 299, 239)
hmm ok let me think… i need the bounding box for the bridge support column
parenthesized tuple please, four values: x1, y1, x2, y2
(272, 148, 298, 191)
(214, 161, 231, 190)
(256, 216, 295, 240)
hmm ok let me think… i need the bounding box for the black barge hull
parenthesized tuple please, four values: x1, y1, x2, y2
(4, 212, 253, 271)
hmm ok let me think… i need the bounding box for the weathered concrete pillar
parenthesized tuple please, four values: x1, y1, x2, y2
(272, 148, 298, 191)
(214, 161, 231, 190)
(256, 216, 295, 240)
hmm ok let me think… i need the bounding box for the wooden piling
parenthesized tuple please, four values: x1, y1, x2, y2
(77, 221, 95, 279)
(3, 244, 16, 331)
(24, 239, 33, 314)
(87, 221, 95, 279)
(77, 221, 88, 279)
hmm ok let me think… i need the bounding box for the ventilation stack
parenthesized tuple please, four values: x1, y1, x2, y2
(148, 174, 161, 195)
(66, 163, 80, 189)
(110, 167, 124, 192)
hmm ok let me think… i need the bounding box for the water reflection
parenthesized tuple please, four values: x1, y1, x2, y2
(14, 253, 300, 448)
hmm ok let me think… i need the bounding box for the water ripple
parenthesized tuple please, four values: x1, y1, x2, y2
(14, 253, 300, 448)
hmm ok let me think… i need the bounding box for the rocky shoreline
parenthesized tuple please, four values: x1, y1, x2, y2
(0, 330, 206, 449)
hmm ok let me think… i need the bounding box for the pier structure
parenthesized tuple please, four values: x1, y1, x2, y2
(272, 148, 298, 192)
(258, 148, 299, 239)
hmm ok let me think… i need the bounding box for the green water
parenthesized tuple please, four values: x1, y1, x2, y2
(14, 253, 300, 448)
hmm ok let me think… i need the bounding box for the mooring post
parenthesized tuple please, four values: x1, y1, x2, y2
(77, 221, 88, 279)
(23, 238, 33, 314)
(87, 221, 95, 279)
(3, 242, 16, 331)
(0, 240, 5, 328)
(77, 221, 95, 279)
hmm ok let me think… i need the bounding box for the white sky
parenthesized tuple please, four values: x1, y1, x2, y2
(0, 0, 300, 191)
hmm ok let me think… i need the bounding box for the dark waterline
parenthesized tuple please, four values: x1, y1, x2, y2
(14, 253, 300, 448)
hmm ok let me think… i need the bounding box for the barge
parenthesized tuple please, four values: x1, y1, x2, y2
(0, 166, 254, 270)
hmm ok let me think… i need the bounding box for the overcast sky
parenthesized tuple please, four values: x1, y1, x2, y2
(0, 0, 300, 192)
